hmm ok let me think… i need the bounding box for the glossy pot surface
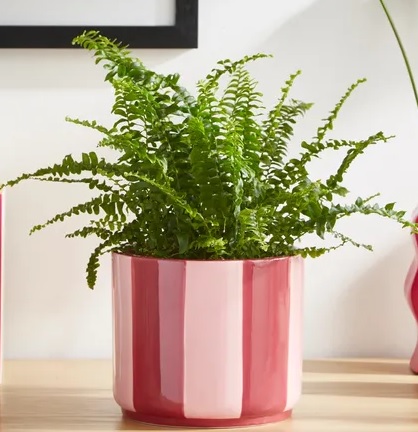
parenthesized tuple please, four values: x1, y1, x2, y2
(405, 210, 418, 373)
(112, 253, 304, 427)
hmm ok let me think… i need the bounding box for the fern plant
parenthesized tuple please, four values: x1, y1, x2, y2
(2, 31, 417, 288)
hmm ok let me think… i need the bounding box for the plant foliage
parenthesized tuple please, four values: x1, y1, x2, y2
(2, 31, 417, 288)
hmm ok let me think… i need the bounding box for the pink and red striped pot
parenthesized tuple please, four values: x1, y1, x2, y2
(112, 253, 304, 427)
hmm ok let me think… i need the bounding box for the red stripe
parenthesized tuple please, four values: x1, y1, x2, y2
(131, 258, 185, 418)
(242, 259, 291, 417)
(132, 258, 161, 414)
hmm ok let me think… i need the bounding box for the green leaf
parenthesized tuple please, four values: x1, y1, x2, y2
(0, 32, 414, 288)
(176, 233, 190, 254)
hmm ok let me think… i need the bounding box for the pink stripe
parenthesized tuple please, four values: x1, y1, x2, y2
(285, 257, 304, 411)
(158, 260, 186, 416)
(242, 259, 291, 417)
(112, 254, 134, 412)
(184, 261, 243, 419)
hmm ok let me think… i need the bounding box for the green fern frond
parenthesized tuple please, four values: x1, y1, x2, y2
(331, 231, 373, 251)
(66, 225, 112, 240)
(200, 53, 272, 94)
(1, 32, 415, 288)
(263, 71, 312, 169)
(65, 117, 113, 135)
(326, 132, 392, 188)
(315, 78, 366, 143)
(31, 176, 115, 192)
(30, 192, 125, 235)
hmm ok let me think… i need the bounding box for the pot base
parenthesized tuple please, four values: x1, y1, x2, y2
(410, 346, 418, 374)
(122, 409, 292, 427)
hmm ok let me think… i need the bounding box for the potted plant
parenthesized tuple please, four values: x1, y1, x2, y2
(1, 31, 416, 426)
(377, 0, 418, 373)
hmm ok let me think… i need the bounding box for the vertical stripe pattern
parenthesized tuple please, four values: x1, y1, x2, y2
(112, 253, 134, 412)
(112, 255, 303, 427)
(158, 260, 186, 415)
(131, 258, 161, 414)
(285, 256, 304, 411)
(242, 259, 291, 417)
(184, 261, 243, 419)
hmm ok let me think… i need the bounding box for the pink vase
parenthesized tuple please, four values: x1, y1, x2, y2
(0, 193, 2, 381)
(112, 253, 304, 427)
(405, 210, 418, 373)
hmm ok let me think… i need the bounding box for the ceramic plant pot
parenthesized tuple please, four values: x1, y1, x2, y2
(112, 253, 304, 427)
(405, 210, 418, 373)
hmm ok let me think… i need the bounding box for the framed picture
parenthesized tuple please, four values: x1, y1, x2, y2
(0, 0, 198, 48)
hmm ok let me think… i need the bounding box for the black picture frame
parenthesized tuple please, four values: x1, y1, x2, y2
(0, 0, 198, 49)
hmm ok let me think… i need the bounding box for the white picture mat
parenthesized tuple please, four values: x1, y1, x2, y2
(0, 0, 175, 26)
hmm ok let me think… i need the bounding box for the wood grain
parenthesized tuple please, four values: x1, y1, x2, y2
(2, 359, 418, 431)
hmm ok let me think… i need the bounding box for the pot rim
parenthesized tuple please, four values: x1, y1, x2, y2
(111, 251, 301, 263)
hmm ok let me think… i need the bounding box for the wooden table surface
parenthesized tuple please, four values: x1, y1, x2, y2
(1, 359, 418, 431)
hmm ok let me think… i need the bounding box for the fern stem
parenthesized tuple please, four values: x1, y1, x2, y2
(379, 0, 418, 109)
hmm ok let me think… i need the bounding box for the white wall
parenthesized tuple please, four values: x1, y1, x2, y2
(1, 0, 418, 359)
